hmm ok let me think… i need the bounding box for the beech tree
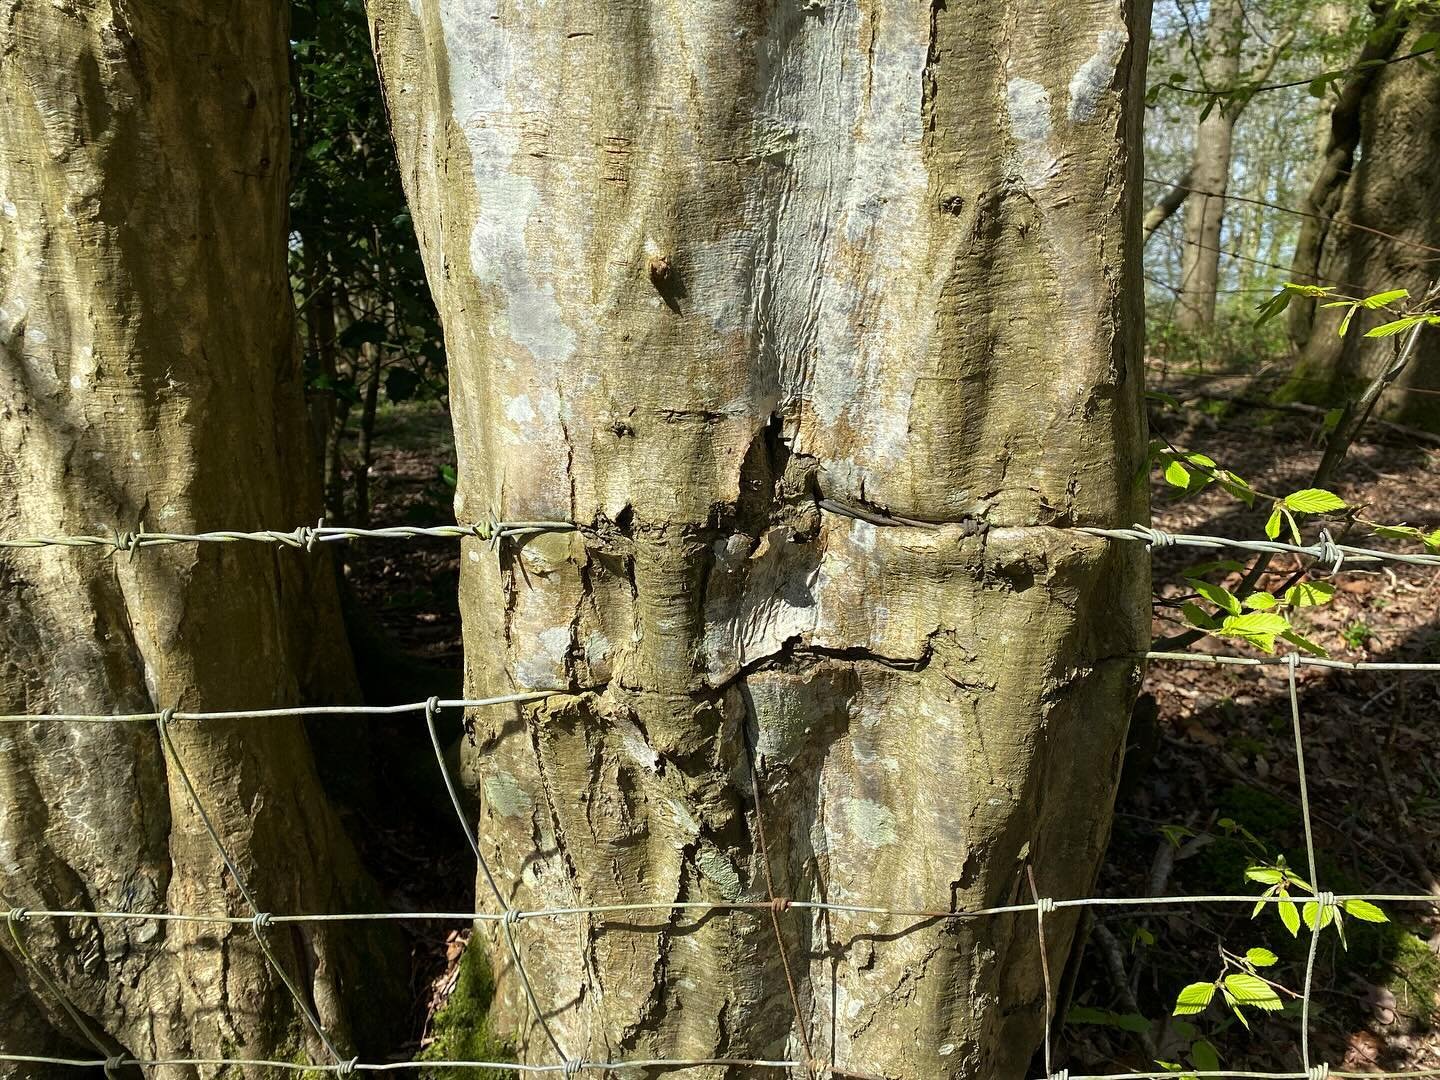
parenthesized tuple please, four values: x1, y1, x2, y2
(369, 2, 1152, 1076)
(1288, 10, 1440, 427)
(0, 3, 397, 1071)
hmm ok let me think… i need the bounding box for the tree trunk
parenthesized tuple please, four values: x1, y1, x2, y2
(370, 2, 1151, 1077)
(0, 3, 399, 1074)
(1287, 18, 1440, 429)
(1287, 7, 1406, 347)
(1142, 167, 1192, 244)
(1175, 0, 1243, 329)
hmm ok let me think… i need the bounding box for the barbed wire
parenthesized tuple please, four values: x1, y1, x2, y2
(4, 513, 1437, 574)
(6, 521, 1440, 1077)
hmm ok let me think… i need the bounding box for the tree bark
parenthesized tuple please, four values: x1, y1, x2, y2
(370, 2, 1151, 1077)
(1142, 167, 1192, 244)
(1287, 18, 1440, 429)
(0, 3, 399, 1074)
(1175, 0, 1242, 329)
(1287, 6, 1407, 347)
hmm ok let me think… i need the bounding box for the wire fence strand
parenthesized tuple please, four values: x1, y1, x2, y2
(5, 515, 1440, 1079)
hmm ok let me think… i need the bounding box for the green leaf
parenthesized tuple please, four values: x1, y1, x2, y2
(1371, 523, 1425, 542)
(1265, 505, 1283, 540)
(1283, 489, 1348, 514)
(1360, 288, 1409, 309)
(1218, 612, 1291, 653)
(1174, 981, 1217, 1016)
(1190, 579, 1242, 616)
(1302, 900, 1337, 931)
(1243, 592, 1277, 610)
(1223, 972, 1283, 1011)
(1284, 581, 1336, 607)
(1222, 988, 1250, 1029)
(1342, 899, 1388, 923)
(1279, 899, 1301, 936)
(1365, 315, 1426, 338)
(1254, 289, 1292, 327)
(1280, 629, 1328, 658)
(1245, 866, 1285, 884)
(1245, 947, 1278, 968)
(1165, 460, 1193, 488)
(1337, 303, 1358, 338)
(1216, 470, 1256, 507)
(1182, 603, 1220, 631)
(1190, 1039, 1221, 1073)
(1282, 283, 1335, 297)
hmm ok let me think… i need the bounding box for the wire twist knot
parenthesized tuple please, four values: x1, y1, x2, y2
(252, 912, 274, 931)
(472, 510, 504, 549)
(104, 1055, 126, 1077)
(425, 695, 440, 721)
(158, 706, 176, 727)
(1307, 1065, 1330, 1080)
(771, 896, 792, 915)
(6, 906, 29, 924)
(561, 1060, 584, 1078)
(806, 1059, 833, 1078)
(1310, 529, 1345, 575)
(337, 1057, 360, 1077)
(1133, 524, 1176, 549)
(112, 527, 143, 560)
(1313, 891, 1336, 908)
(1049, 1070, 1070, 1080)
(291, 517, 325, 552)
(502, 908, 522, 928)
(1035, 896, 1057, 915)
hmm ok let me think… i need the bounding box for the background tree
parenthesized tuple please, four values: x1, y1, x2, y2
(1286, 6, 1440, 427)
(0, 2, 399, 1070)
(368, 2, 1151, 1076)
(290, 0, 446, 526)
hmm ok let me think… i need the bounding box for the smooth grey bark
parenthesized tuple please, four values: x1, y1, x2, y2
(1288, 18, 1440, 429)
(0, 3, 399, 1075)
(369, 2, 1151, 1077)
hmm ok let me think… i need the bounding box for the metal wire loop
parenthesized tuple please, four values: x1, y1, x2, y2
(252, 911, 274, 931)
(1133, 524, 1177, 549)
(6, 906, 29, 924)
(1310, 529, 1344, 575)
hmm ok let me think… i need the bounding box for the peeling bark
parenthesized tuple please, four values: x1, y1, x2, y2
(369, 1, 1151, 1076)
(0, 3, 399, 1075)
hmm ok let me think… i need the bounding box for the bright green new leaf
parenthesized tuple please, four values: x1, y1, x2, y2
(1243, 592, 1277, 610)
(1173, 981, 1217, 1016)
(1223, 972, 1283, 1011)
(1245, 866, 1284, 884)
(1281, 283, 1335, 297)
(1164, 460, 1192, 488)
(1302, 900, 1337, 931)
(1280, 629, 1328, 658)
(1222, 988, 1250, 1029)
(1365, 315, 1426, 338)
(1216, 470, 1256, 507)
(1191, 580, 1242, 616)
(1342, 899, 1388, 923)
(1218, 612, 1291, 653)
(1265, 505, 1283, 540)
(1279, 899, 1301, 936)
(1359, 288, 1409, 308)
(1337, 303, 1358, 337)
(1283, 489, 1347, 514)
(1284, 581, 1336, 607)
(1245, 947, 1278, 967)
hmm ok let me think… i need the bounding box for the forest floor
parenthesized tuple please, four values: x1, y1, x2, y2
(346, 386, 1440, 1075)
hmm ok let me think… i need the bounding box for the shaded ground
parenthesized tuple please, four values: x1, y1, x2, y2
(346, 393, 1440, 1073)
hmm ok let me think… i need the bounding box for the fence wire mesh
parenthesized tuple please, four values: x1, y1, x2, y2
(2, 517, 1437, 1079)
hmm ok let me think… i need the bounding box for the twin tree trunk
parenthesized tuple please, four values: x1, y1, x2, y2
(1288, 16, 1440, 429)
(0, 3, 397, 1074)
(372, 2, 1150, 1077)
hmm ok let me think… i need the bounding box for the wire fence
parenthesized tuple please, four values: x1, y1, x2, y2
(2, 514, 1438, 1079)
